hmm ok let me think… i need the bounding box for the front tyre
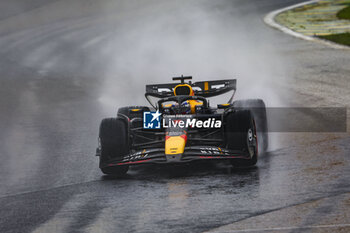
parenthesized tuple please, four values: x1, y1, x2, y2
(233, 99, 268, 153)
(225, 110, 258, 167)
(99, 118, 129, 175)
(101, 166, 129, 176)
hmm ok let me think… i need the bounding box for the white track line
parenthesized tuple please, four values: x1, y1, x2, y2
(207, 223, 350, 233)
(263, 0, 350, 50)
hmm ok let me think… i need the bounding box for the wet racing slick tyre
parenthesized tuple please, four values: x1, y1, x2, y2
(225, 110, 258, 167)
(117, 106, 150, 120)
(99, 118, 129, 175)
(233, 99, 268, 153)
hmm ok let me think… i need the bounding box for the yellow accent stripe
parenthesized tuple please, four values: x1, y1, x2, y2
(165, 136, 186, 155)
(204, 82, 209, 91)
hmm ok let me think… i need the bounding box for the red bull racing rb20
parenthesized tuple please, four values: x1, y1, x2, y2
(96, 76, 268, 175)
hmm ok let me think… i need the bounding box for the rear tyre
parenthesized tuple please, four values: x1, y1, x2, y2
(99, 118, 129, 175)
(225, 110, 258, 167)
(233, 99, 268, 153)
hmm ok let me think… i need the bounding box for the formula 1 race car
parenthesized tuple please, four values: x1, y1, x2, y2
(96, 76, 268, 175)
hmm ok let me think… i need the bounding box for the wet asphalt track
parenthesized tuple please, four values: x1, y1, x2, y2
(0, 0, 349, 232)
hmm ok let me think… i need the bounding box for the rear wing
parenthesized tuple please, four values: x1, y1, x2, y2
(145, 79, 236, 98)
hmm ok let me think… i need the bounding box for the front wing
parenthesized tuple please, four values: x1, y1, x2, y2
(98, 146, 252, 168)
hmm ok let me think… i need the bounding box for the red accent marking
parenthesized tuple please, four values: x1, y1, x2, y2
(108, 159, 151, 166)
(165, 133, 187, 141)
(199, 156, 249, 159)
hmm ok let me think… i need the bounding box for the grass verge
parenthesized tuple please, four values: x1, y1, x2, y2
(337, 5, 350, 19)
(318, 33, 350, 46)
